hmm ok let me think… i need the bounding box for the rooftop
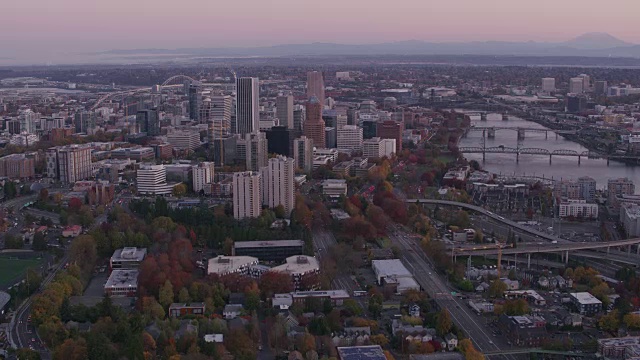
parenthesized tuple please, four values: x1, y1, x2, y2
(291, 290, 350, 300)
(570, 292, 602, 305)
(234, 240, 304, 249)
(337, 345, 386, 360)
(207, 255, 258, 275)
(372, 259, 413, 278)
(0, 290, 10, 310)
(270, 255, 320, 276)
(104, 269, 139, 289)
(111, 247, 147, 262)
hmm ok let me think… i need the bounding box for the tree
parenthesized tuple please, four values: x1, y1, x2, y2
(488, 280, 507, 298)
(68, 197, 83, 212)
(54, 337, 88, 360)
(624, 313, 640, 330)
(178, 287, 191, 303)
(159, 280, 174, 309)
(503, 299, 529, 316)
(296, 333, 316, 354)
(38, 188, 49, 202)
(342, 299, 362, 317)
(259, 271, 293, 299)
(436, 308, 452, 336)
(16, 348, 41, 360)
(33, 231, 48, 251)
(172, 183, 187, 197)
(599, 310, 620, 333)
(370, 334, 389, 347)
(69, 235, 97, 272)
(274, 204, 286, 219)
(4, 234, 24, 249)
(458, 338, 484, 360)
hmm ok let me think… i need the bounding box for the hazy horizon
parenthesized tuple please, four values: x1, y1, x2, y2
(2, 0, 640, 65)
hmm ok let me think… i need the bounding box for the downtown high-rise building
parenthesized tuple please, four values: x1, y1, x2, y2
(238, 132, 268, 172)
(188, 85, 201, 121)
(306, 71, 325, 106)
(137, 165, 175, 196)
(276, 95, 294, 129)
(303, 96, 325, 148)
(192, 162, 215, 193)
(233, 171, 261, 220)
(337, 125, 363, 151)
(541, 78, 556, 93)
(45, 145, 92, 183)
(376, 120, 404, 153)
(235, 77, 260, 135)
(569, 78, 584, 94)
(260, 155, 295, 217)
(136, 108, 160, 136)
(293, 136, 314, 173)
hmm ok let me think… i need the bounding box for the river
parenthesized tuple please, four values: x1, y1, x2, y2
(459, 113, 640, 192)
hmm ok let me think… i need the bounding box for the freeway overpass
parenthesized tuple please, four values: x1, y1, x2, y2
(407, 198, 640, 264)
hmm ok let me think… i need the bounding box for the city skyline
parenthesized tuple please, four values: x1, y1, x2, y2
(2, 0, 640, 64)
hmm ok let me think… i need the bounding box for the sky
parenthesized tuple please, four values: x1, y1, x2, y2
(1, 0, 639, 64)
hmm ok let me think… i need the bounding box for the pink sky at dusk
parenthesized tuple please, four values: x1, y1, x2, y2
(1, 0, 639, 63)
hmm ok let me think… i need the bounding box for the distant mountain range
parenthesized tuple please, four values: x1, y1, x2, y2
(101, 33, 640, 58)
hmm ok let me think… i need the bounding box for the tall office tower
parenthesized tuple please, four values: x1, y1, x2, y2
(293, 136, 313, 173)
(136, 108, 160, 136)
(276, 95, 294, 129)
(569, 78, 584, 94)
(325, 127, 337, 148)
(306, 71, 325, 107)
(303, 97, 325, 148)
(337, 125, 363, 151)
(211, 135, 238, 167)
(192, 162, 215, 193)
(45, 145, 92, 183)
(566, 95, 587, 113)
(210, 95, 232, 136)
(137, 165, 174, 196)
(347, 108, 358, 125)
(188, 85, 201, 121)
(322, 110, 347, 130)
(608, 178, 635, 205)
(167, 130, 200, 152)
(261, 156, 295, 217)
(265, 126, 291, 156)
(293, 106, 305, 134)
(542, 78, 556, 92)
(233, 171, 261, 220)
(595, 81, 608, 96)
(235, 77, 260, 135)
(578, 74, 591, 91)
(74, 111, 93, 134)
(7, 119, 21, 135)
(577, 176, 596, 202)
(377, 120, 404, 152)
(359, 100, 377, 113)
(242, 132, 268, 171)
(363, 137, 397, 159)
(19, 109, 37, 134)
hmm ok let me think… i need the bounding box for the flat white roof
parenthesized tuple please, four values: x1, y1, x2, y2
(111, 247, 147, 262)
(234, 240, 304, 249)
(207, 255, 258, 275)
(105, 269, 139, 288)
(270, 255, 320, 276)
(372, 259, 413, 279)
(570, 292, 602, 305)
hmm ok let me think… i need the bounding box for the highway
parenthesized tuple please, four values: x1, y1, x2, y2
(8, 206, 108, 358)
(387, 225, 513, 357)
(407, 198, 640, 260)
(454, 238, 640, 256)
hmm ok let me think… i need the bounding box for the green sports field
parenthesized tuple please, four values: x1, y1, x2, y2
(0, 256, 43, 289)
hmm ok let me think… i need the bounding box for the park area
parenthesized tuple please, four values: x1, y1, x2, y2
(0, 255, 43, 289)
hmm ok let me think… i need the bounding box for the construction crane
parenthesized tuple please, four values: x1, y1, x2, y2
(455, 240, 513, 278)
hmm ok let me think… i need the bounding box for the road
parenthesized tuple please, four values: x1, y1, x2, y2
(9, 205, 108, 358)
(387, 224, 513, 356)
(24, 208, 61, 225)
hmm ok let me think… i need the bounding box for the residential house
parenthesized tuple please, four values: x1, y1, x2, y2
(444, 334, 458, 351)
(223, 304, 243, 319)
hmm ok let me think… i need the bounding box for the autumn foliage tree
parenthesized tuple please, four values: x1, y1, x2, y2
(259, 271, 294, 299)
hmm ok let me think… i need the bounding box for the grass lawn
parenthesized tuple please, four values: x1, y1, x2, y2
(0, 256, 43, 288)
